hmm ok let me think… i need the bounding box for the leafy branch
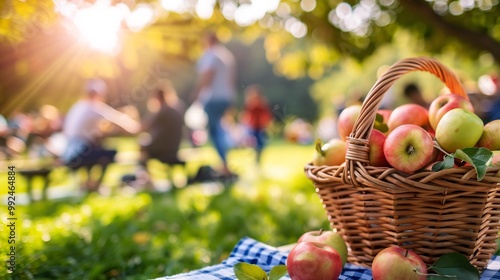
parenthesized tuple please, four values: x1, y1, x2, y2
(431, 141, 493, 181)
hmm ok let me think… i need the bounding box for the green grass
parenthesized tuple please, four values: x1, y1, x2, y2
(0, 140, 330, 279)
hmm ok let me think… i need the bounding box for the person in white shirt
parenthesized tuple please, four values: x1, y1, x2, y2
(191, 31, 237, 176)
(61, 78, 140, 192)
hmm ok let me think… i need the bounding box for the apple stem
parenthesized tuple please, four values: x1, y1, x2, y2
(406, 145, 416, 155)
(433, 140, 452, 156)
(319, 229, 323, 235)
(315, 139, 325, 156)
(414, 270, 457, 278)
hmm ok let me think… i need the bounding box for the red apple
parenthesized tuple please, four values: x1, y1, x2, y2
(287, 241, 343, 280)
(337, 105, 362, 140)
(384, 124, 435, 174)
(490, 151, 500, 166)
(298, 229, 348, 266)
(435, 108, 484, 153)
(369, 129, 390, 167)
(372, 246, 427, 280)
(428, 93, 474, 131)
(312, 138, 346, 166)
(387, 104, 430, 132)
(477, 120, 500, 151)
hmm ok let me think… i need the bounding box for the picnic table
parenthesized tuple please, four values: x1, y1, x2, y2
(157, 237, 500, 280)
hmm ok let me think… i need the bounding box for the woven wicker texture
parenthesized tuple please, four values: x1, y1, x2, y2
(305, 57, 500, 269)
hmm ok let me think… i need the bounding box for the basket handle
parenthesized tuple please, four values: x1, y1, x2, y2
(342, 57, 467, 185)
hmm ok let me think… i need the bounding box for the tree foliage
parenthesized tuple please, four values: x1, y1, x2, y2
(0, 0, 498, 118)
(1, 0, 499, 79)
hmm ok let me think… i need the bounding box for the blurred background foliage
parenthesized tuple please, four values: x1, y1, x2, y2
(0, 142, 331, 279)
(0, 0, 499, 121)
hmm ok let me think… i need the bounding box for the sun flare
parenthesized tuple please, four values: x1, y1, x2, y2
(73, 2, 124, 54)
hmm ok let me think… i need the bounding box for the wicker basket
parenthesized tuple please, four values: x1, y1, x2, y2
(305, 57, 500, 270)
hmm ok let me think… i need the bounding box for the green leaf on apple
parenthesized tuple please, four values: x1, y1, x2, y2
(428, 252, 479, 280)
(374, 113, 389, 133)
(269, 265, 288, 280)
(431, 155, 455, 171)
(234, 263, 268, 280)
(431, 146, 493, 181)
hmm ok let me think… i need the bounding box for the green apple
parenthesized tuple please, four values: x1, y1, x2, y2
(297, 229, 348, 266)
(428, 93, 474, 131)
(312, 138, 346, 166)
(435, 108, 484, 153)
(477, 120, 500, 151)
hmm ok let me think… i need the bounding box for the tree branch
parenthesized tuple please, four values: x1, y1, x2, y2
(399, 0, 500, 62)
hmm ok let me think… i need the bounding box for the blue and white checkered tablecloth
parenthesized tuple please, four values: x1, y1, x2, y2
(157, 237, 500, 280)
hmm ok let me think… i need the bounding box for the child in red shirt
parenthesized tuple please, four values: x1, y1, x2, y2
(241, 84, 273, 164)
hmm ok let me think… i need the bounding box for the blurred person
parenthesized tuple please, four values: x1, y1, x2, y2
(403, 83, 429, 108)
(191, 30, 237, 176)
(61, 78, 140, 192)
(240, 84, 273, 164)
(137, 81, 186, 188)
(482, 75, 500, 122)
(0, 111, 33, 158)
(284, 118, 313, 145)
(27, 105, 63, 159)
(0, 114, 10, 159)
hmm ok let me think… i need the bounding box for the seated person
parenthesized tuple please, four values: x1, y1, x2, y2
(61, 78, 140, 192)
(403, 83, 429, 108)
(140, 81, 186, 166)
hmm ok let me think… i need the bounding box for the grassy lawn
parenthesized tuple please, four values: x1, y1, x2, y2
(0, 140, 330, 279)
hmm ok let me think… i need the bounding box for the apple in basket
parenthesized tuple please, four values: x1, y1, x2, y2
(297, 229, 348, 266)
(369, 129, 390, 167)
(428, 93, 474, 130)
(477, 120, 500, 151)
(490, 151, 500, 166)
(287, 241, 343, 280)
(337, 104, 362, 140)
(372, 246, 427, 280)
(387, 104, 430, 132)
(384, 124, 435, 173)
(312, 138, 346, 166)
(435, 108, 484, 153)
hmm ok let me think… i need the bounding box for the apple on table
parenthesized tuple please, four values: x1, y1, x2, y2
(286, 241, 343, 280)
(297, 229, 348, 266)
(372, 246, 427, 280)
